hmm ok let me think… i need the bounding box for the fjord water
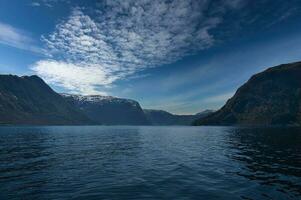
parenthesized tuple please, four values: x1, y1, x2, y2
(0, 126, 300, 200)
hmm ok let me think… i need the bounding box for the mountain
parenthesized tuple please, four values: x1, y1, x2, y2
(61, 94, 150, 125)
(193, 61, 301, 126)
(144, 109, 213, 125)
(0, 75, 91, 125)
(0, 74, 211, 126)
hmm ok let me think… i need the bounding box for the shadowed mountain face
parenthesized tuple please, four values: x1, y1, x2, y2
(194, 62, 301, 126)
(0, 75, 91, 125)
(62, 94, 150, 125)
(144, 109, 213, 125)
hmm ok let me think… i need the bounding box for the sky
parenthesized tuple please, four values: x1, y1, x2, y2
(0, 0, 301, 114)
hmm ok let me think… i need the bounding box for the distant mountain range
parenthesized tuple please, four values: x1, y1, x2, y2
(61, 95, 211, 125)
(62, 94, 150, 125)
(193, 61, 301, 126)
(1, 61, 300, 126)
(0, 75, 207, 125)
(144, 109, 213, 125)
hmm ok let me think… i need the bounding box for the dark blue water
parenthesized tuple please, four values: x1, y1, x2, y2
(0, 126, 300, 200)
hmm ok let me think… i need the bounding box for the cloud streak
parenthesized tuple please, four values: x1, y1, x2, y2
(30, 0, 70, 7)
(32, 0, 242, 94)
(0, 22, 42, 53)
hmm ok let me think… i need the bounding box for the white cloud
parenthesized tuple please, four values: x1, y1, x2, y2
(32, 60, 113, 95)
(0, 22, 42, 53)
(32, 0, 243, 94)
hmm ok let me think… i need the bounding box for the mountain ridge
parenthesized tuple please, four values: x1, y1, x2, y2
(1, 61, 300, 126)
(62, 94, 150, 125)
(193, 61, 301, 126)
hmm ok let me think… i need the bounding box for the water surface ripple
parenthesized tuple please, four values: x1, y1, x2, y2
(0, 126, 300, 199)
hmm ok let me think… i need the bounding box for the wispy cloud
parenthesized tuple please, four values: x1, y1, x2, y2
(30, 2, 41, 7)
(30, 0, 70, 8)
(32, 0, 243, 94)
(0, 22, 42, 53)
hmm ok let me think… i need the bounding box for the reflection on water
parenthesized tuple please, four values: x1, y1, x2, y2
(0, 126, 300, 200)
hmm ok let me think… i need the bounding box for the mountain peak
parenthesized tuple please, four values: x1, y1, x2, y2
(62, 93, 149, 125)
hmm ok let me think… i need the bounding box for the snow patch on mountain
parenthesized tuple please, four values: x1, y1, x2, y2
(60, 93, 139, 107)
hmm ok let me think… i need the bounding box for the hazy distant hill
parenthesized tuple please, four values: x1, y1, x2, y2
(0, 75, 91, 125)
(144, 109, 213, 125)
(62, 94, 150, 125)
(194, 61, 301, 126)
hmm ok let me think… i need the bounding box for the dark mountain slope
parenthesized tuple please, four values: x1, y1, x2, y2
(144, 109, 213, 125)
(194, 61, 301, 126)
(62, 94, 150, 125)
(0, 75, 91, 125)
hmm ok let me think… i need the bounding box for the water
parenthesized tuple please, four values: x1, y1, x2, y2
(0, 126, 300, 200)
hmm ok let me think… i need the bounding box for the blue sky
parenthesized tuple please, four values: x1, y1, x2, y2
(0, 0, 301, 114)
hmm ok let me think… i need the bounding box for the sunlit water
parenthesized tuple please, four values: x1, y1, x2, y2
(0, 126, 300, 200)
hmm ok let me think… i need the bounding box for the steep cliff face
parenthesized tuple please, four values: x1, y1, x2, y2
(62, 94, 150, 125)
(0, 75, 91, 125)
(194, 62, 301, 126)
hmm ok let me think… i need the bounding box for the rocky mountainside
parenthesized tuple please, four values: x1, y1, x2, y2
(62, 94, 150, 125)
(144, 109, 213, 125)
(193, 61, 301, 126)
(0, 75, 91, 125)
